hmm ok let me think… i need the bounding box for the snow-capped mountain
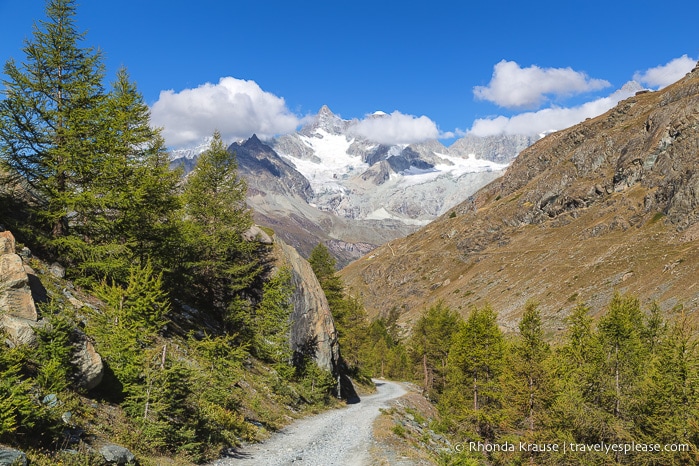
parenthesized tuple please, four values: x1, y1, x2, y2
(172, 106, 537, 265)
(270, 106, 520, 226)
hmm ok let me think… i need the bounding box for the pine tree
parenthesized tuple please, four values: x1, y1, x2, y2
(179, 130, 262, 322)
(0, 0, 105, 240)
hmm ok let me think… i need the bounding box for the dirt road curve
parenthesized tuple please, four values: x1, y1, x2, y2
(209, 380, 406, 466)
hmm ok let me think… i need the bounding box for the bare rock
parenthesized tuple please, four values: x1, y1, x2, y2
(0, 315, 43, 346)
(274, 238, 339, 373)
(0, 231, 15, 255)
(73, 337, 104, 390)
(243, 225, 274, 244)
(99, 444, 135, 465)
(0, 253, 37, 321)
(49, 262, 66, 278)
(0, 447, 27, 466)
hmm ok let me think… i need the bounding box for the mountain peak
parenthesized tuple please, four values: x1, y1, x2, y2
(301, 104, 348, 136)
(318, 105, 335, 117)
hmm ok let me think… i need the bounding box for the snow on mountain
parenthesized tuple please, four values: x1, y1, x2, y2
(285, 128, 368, 194)
(271, 106, 517, 226)
(171, 105, 536, 264)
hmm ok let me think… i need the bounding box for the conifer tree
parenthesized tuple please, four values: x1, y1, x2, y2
(596, 293, 646, 421)
(308, 242, 370, 372)
(444, 305, 505, 439)
(64, 67, 181, 283)
(0, 0, 105, 240)
(308, 243, 345, 312)
(510, 301, 551, 434)
(180, 130, 262, 324)
(408, 301, 462, 398)
(253, 268, 294, 366)
(638, 311, 699, 464)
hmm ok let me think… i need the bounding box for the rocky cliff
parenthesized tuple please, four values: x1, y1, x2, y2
(340, 62, 699, 333)
(272, 235, 340, 373)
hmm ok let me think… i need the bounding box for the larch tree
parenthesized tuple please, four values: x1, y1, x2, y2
(445, 305, 505, 440)
(408, 301, 462, 398)
(180, 130, 262, 325)
(0, 0, 105, 240)
(509, 301, 551, 434)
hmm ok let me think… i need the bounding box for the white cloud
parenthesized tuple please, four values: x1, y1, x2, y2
(474, 60, 611, 109)
(633, 54, 697, 89)
(469, 82, 640, 137)
(150, 77, 301, 148)
(349, 111, 451, 145)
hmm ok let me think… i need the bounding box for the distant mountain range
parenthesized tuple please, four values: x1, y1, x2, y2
(172, 106, 538, 265)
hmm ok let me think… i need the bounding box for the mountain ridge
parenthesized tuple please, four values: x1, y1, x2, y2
(339, 62, 699, 333)
(171, 107, 534, 265)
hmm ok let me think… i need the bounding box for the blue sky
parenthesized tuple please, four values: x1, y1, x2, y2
(1, 0, 698, 148)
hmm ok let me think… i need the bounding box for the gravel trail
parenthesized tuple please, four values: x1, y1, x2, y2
(209, 380, 406, 466)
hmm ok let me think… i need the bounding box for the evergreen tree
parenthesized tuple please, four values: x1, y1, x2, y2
(60, 67, 181, 283)
(444, 305, 505, 440)
(0, 341, 37, 440)
(179, 130, 262, 322)
(88, 262, 169, 393)
(549, 303, 608, 449)
(253, 268, 294, 367)
(596, 293, 646, 421)
(337, 294, 369, 374)
(0, 0, 105, 240)
(510, 301, 551, 434)
(407, 301, 462, 398)
(638, 311, 699, 464)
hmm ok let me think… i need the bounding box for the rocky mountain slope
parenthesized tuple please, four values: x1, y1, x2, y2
(340, 61, 699, 334)
(173, 107, 536, 266)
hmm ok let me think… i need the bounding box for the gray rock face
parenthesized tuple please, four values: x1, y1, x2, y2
(72, 336, 104, 390)
(99, 443, 135, 465)
(0, 448, 27, 466)
(274, 238, 339, 373)
(449, 133, 538, 164)
(232, 134, 314, 202)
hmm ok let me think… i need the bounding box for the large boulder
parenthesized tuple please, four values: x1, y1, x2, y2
(0, 254, 37, 321)
(0, 232, 39, 346)
(73, 337, 104, 390)
(0, 447, 27, 466)
(0, 231, 15, 255)
(99, 443, 135, 465)
(0, 315, 42, 346)
(274, 238, 340, 373)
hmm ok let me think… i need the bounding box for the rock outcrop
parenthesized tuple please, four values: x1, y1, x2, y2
(99, 443, 136, 465)
(0, 230, 104, 389)
(273, 237, 340, 374)
(0, 231, 39, 345)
